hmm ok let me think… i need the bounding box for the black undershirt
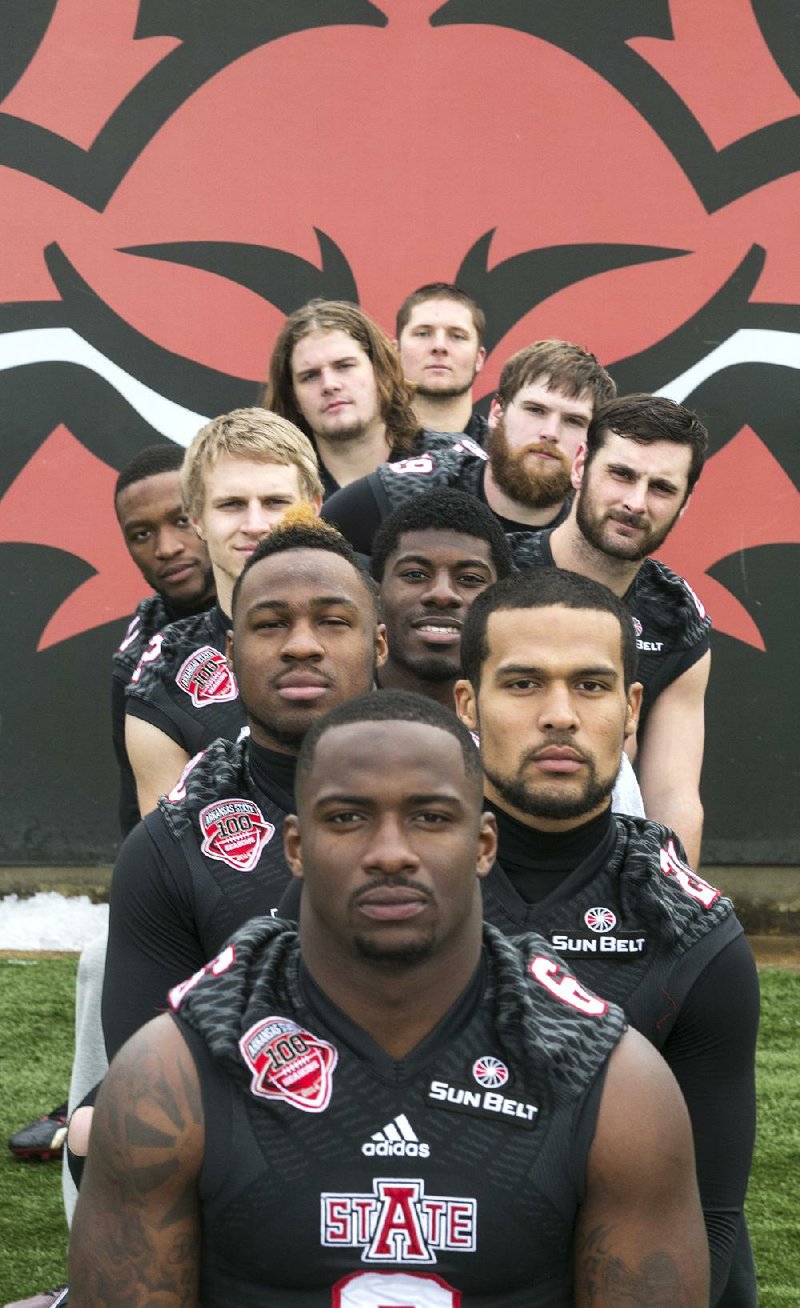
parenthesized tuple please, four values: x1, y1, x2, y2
(487, 803, 613, 902)
(246, 740, 297, 812)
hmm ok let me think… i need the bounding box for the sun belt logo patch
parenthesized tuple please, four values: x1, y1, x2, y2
(199, 798, 275, 871)
(584, 906, 617, 933)
(176, 644, 237, 706)
(550, 907, 647, 958)
(240, 1016, 337, 1112)
(472, 1056, 508, 1089)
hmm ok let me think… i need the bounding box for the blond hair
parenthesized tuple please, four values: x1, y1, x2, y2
(182, 407, 323, 518)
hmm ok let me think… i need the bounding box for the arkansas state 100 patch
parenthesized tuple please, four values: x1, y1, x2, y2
(176, 644, 237, 706)
(239, 1016, 338, 1111)
(199, 798, 275, 871)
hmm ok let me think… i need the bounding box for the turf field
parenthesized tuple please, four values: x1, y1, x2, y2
(0, 956, 797, 1303)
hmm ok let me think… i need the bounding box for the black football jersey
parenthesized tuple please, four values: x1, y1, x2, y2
(125, 604, 246, 755)
(112, 593, 216, 833)
(171, 920, 626, 1306)
(482, 816, 739, 1048)
(102, 739, 294, 1060)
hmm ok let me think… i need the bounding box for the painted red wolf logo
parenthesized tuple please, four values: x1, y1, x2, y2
(0, 4, 798, 866)
(0, 1, 797, 650)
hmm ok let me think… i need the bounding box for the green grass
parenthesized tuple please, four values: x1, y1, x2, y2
(0, 957, 76, 1302)
(0, 958, 798, 1302)
(747, 970, 800, 1306)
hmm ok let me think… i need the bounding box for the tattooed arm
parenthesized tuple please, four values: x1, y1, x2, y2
(575, 1027, 709, 1306)
(69, 1015, 204, 1308)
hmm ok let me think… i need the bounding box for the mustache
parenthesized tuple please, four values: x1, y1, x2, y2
(269, 663, 335, 689)
(521, 734, 590, 765)
(608, 510, 647, 529)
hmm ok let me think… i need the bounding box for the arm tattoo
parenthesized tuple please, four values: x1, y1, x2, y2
(577, 1224, 694, 1306)
(70, 1034, 202, 1307)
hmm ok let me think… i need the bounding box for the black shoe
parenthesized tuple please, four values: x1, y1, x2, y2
(8, 1103, 68, 1162)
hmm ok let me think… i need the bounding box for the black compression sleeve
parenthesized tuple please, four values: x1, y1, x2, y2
(321, 478, 383, 554)
(101, 818, 210, 1061)
(661, 933, 759, 1305)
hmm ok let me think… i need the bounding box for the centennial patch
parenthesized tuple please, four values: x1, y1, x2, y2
(199, 798, 275, 871)
(240, 1016, 337, 1111)
(176, 644, 237, 706)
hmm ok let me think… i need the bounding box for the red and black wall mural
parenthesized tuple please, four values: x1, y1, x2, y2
(1, 1, 798, 864)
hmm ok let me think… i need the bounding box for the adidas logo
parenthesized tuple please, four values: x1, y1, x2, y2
(361, 1113, 430, 1158)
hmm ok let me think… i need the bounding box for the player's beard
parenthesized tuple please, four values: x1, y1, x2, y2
(483, 747, 616, 822)
(487, 418, 573, 510)
(576, 479, 682, 562)
(414, 376, 475, 402)
(317, 413, 373, 444)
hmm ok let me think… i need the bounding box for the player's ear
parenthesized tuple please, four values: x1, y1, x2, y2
(283, 815, 304, 880)
(375, 621, 388, 669)
(571, 443, 587, 491)
(487, 397, 503, 431)
(474, 345, 487, 375)
(477, 810, 497, 877)
(454, 679, 478, 731)
(625, 682, 643, 738)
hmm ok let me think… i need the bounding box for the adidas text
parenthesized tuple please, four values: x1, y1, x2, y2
(362, 1113, 430, 1158)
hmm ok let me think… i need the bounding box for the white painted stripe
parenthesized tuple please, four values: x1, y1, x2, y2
(0, 327, 209, 444)
(656, 328, 800, 403)
(2, 325, 797, 453)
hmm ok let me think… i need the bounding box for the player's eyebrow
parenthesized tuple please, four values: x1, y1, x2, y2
(312, 790, 465, 809)
(393, 552, 492, 571)
(494, 662, 619, 681)
(247, 595, 360, 613)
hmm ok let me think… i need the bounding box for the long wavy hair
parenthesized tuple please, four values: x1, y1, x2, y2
(263, 299, 420, 454)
